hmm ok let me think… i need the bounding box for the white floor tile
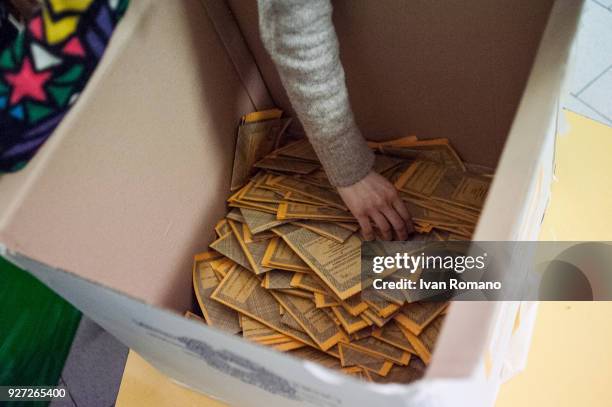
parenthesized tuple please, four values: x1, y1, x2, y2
(566, 1, 612, 95)
(563, 0, 612, 127)
(579, 68, 612, 120)
(592, 0, 612, 10)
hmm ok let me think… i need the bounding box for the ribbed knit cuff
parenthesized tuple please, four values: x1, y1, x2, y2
(310, 127, 375, 188)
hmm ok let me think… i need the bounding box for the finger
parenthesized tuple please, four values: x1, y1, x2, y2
(356, 215, 374, 241)
(391, 198, 415, 234)
(381, 205, 408, 240)
(391, 196, 410, 222)
(369, 211, 393, 241)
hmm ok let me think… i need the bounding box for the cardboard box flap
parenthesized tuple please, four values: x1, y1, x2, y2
(0, 0, 255, 310)
(9, 252, 428, 406)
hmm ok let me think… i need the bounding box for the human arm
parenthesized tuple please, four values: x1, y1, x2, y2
(257, 0, 413, 240)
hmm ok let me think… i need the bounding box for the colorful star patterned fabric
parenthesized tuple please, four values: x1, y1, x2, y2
(0, 0, 129, 173)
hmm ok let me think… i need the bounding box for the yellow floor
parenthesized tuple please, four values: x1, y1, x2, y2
(117, 111, 612, 406)
(496, 303, 612, 407)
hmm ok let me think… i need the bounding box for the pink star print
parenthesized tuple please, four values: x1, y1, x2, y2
(4, 58, 52, 105)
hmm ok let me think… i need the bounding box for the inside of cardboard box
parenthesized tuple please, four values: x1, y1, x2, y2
(181, 0, 558, 384)
(189, 106, 505, 381)
(0, 0, 556, 369)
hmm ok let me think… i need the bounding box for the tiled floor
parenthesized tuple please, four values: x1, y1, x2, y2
(52, 2, 611, 406)
(563, 0, 612, 126)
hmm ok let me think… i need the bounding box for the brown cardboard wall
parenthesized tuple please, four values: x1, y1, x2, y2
(227, 0, 555, 167)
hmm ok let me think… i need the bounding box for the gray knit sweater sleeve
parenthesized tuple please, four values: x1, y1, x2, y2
(257, 0, 375, 187)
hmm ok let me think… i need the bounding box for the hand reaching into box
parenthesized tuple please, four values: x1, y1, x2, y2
(338, 171, 414, 241)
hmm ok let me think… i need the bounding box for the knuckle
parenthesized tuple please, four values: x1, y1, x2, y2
(373, 198, 386, 209)
(354, 206, 368, 216)
(365, 207, 378, 216)
(385, 187, 398, 200)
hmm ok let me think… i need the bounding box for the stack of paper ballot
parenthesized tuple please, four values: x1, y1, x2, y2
(188, 111, 493, 383)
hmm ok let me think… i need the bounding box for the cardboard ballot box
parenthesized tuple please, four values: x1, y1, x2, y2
(0, 0, 582, 406)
